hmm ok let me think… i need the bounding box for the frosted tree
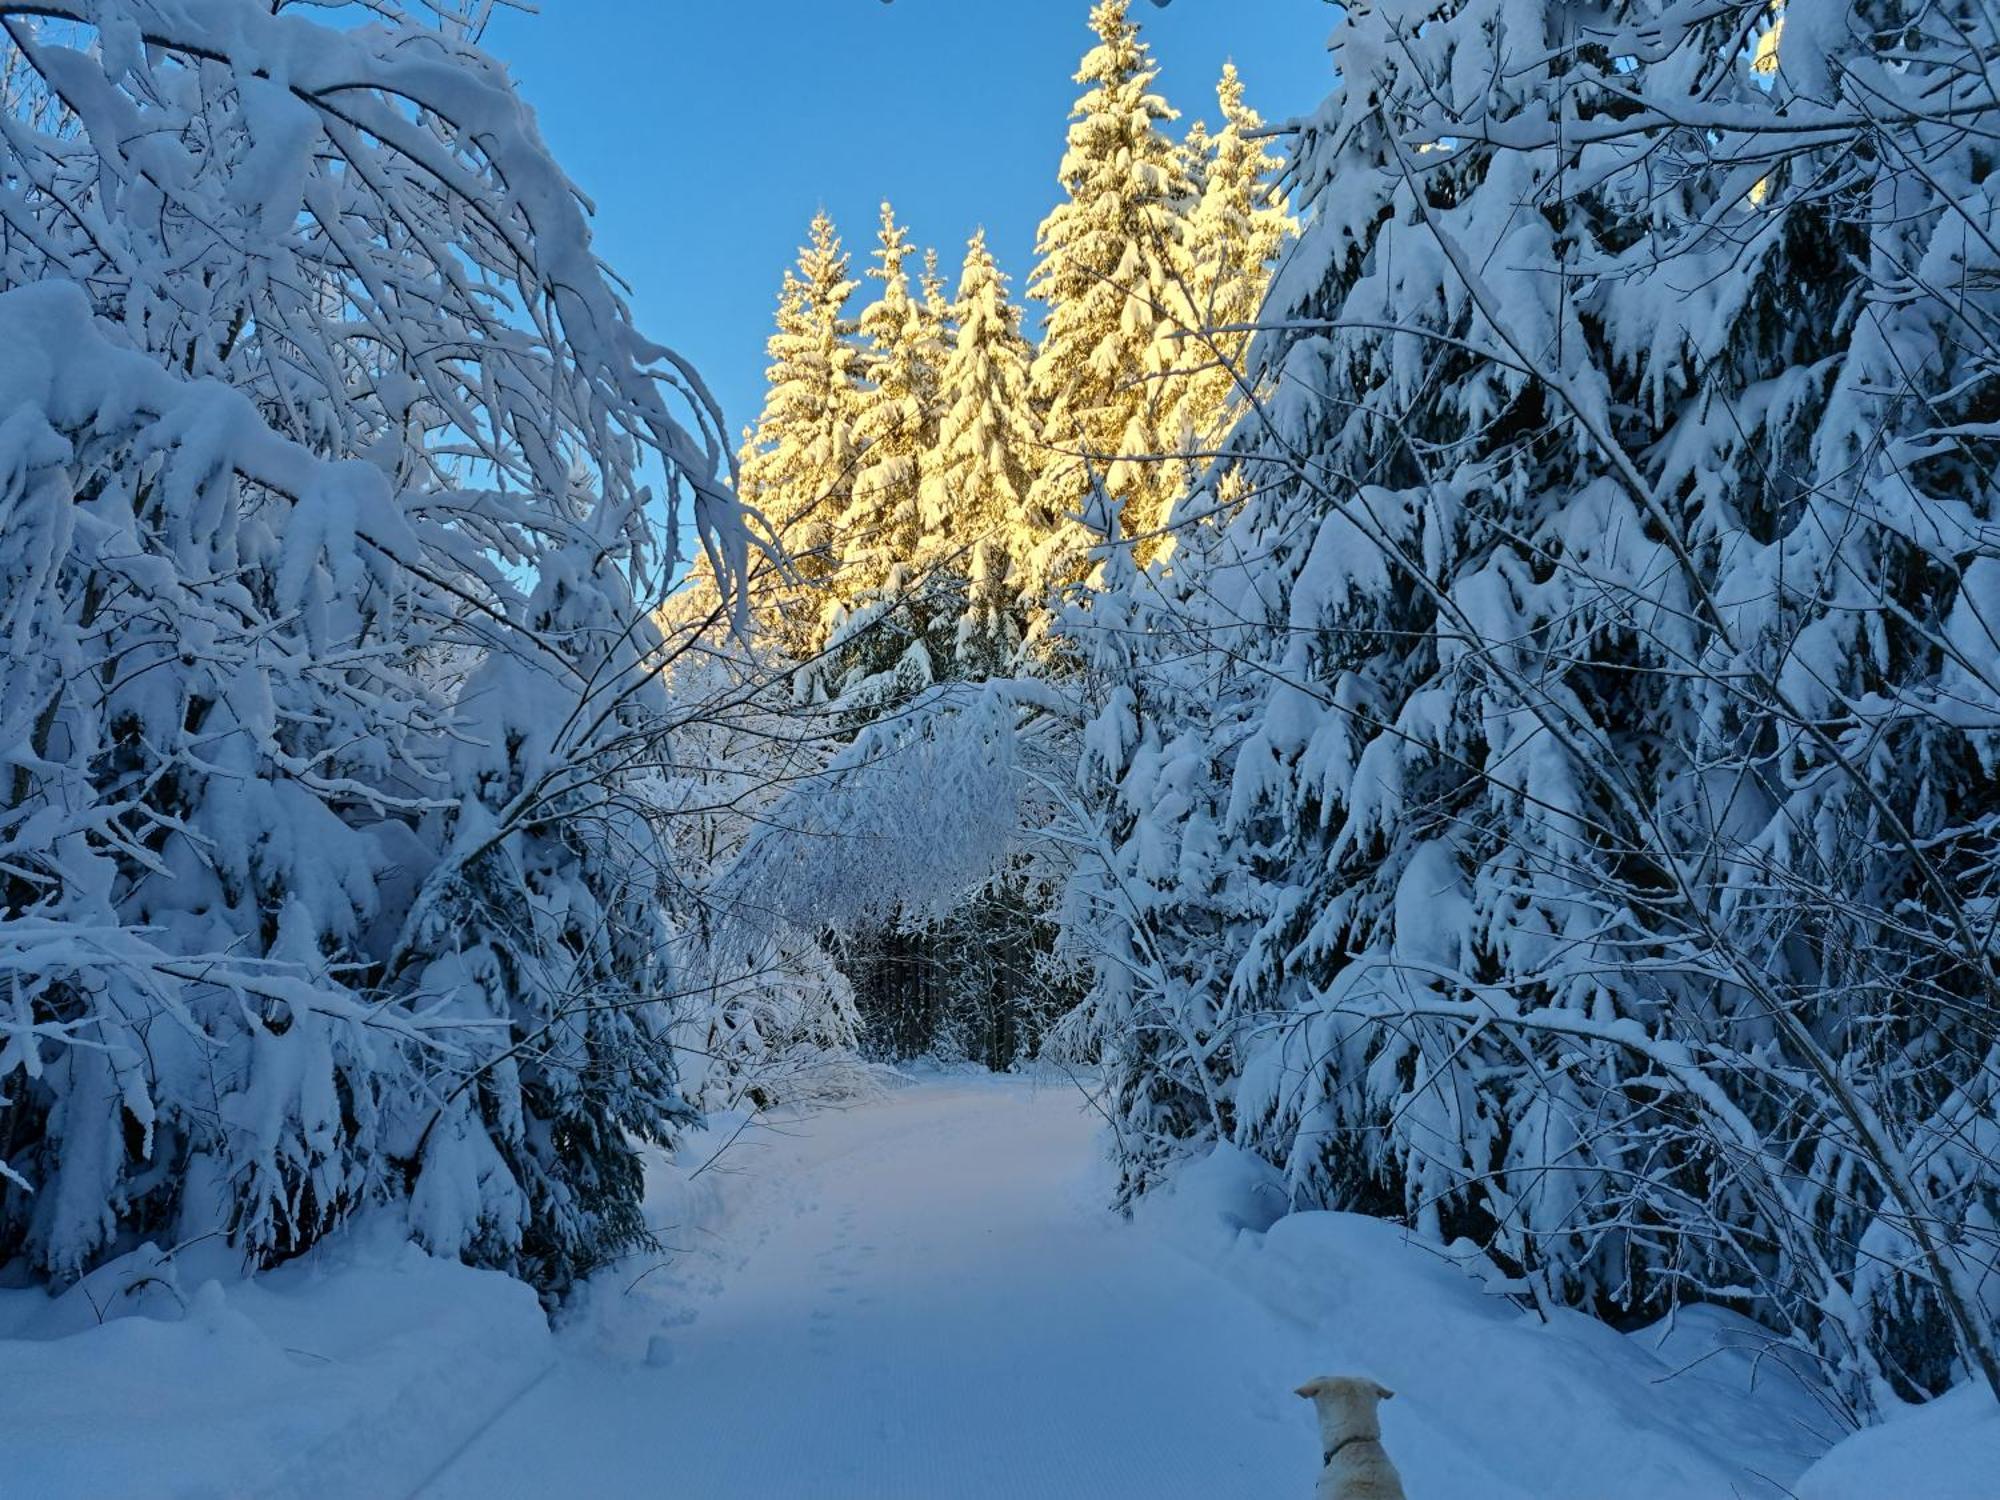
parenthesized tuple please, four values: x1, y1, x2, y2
(1059, 0, 2000, 1414)
(737, 212, 866, 659)
(924, 230, 1047, 674)
(401, 543, 693, 1296)
(1165, 64, 1291, 490)
(846, 203, 945, 594)
(919, 247, 957, 387)
(1047, 487, 1245, 1193)
(1026, 0, 1192, 576)
(1177, 117, 1213, 207)
(0, 0, 743, 1301)
(646, 621, 870, 1114)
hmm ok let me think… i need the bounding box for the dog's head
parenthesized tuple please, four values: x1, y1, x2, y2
(1294, 1375, 1394, 1440)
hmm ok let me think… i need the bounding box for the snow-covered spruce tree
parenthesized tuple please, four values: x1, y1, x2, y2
(926, 230, 1048, 675)
(1165, 65, 1292, 486)
(1061, 0, 2000, 1412)
(1026, 0, 1193, 577)
(737, 211, 866, 663)
(1047, 486, 1248, 1194)
(820, 204, 957, 710)
(397, 538, 698, 1297)
(1176, 117, 1212, 211)
(847, 202, 945, 594)
(0, 1, 741, 1300)
(920, 247, 954, 347)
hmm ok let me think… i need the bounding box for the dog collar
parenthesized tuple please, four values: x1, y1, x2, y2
(1328, 1432, 1376, 1472)
(1323, 1434, 1371, 1465)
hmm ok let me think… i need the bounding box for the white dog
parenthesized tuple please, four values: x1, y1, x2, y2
(1295, 1375, 1406, 1500)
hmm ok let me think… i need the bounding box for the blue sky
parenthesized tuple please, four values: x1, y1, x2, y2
(484, 1, 1335, 449)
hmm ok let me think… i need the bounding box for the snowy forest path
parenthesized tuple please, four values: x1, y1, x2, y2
(416, 1075, 1317, 1499)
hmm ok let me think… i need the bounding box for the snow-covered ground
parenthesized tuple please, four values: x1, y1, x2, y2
(0, 1225, 552, 1499)
(4, 1074, 1995, 1497)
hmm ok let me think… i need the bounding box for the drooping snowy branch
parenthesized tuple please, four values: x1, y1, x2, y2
(0, 0, 745, 1297)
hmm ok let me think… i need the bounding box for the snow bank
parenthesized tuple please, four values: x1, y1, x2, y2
(1139, 1143, 1844, 1498)
(1796, 1383, 2000, 1500)
(0, 1225, 552, 1499)
(0, 1107, 783, 1499)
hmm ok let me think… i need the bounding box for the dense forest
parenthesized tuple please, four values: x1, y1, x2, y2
(3, 0, 1998, 1489)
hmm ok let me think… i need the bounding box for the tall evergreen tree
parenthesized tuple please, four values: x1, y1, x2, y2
(1177, 117, 1213, 207)
(847, 202, 945, 596)
(925, 230, 1046, 674)
(919, 246, 955, 359)
(1059, 0, 2000, 1413)
(737, 211, 865, 657)
(1026, 0, 1192, 575)
(1167, 64, 1292, 488)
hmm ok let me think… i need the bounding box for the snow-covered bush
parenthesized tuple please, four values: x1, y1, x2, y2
(641, 619, 870, 1112)
(1059, 0, 2000, 1415)
(0, 0, 742, 1300)
(672, 922, 872, 1113)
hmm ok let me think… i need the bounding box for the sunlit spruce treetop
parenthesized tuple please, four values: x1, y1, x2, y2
(1027, 0, 1194, 569)
(736, 210, 867, 653)
(848, 203, 947, 594)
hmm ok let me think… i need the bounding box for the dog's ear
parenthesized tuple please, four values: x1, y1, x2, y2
(1373, 1383, 1396, 1401)
(1294, 1377, 1327, 1400)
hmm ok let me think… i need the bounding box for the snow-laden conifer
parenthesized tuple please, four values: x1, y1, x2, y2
(919, 247, 958, 386)
(1165, 65, 1292, 491)
(925, 231, 1046, 671)
(847, 203, 945, 596)
(1060, 0, 2000, 1411)
(1027, 0, 1192, 571)
(737, 212, 866, 659)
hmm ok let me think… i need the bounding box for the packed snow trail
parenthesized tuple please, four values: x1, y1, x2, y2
(4, 1068, 1963, 1498)
(3, 1072, 1989, 1496)
(418, 1075, 1316, 1498)
(417, 1073, 1989, 1500)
